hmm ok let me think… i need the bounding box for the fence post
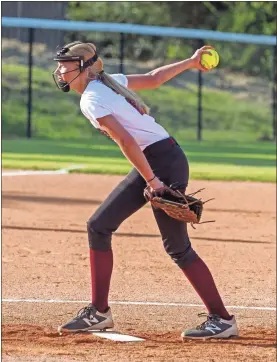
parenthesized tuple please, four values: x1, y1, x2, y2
(119, 32, 124, 73)
(197, 39, 204, 141)
(272, 45, 276, 141)
(27, 27, 34, 139)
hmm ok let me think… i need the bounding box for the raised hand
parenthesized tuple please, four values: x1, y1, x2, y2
(190, 45, 215, 72)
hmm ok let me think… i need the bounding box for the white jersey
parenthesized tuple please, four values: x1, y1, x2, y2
(80, 74, 169, 150)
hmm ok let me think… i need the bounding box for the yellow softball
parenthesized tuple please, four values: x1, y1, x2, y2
(200, 49, 220, 70)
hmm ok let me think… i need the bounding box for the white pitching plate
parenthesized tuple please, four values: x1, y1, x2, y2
(91, 331, 145, 342)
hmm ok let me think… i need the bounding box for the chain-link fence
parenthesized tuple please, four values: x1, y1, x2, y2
(2, 22, 276, 142)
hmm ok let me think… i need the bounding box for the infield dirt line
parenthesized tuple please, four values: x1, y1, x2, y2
(2, 165, 84, 176)
(2, 298, 276, 311)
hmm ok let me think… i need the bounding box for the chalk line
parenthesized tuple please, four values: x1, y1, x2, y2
(2, 298, 276, 311)
(2, 165, 85, 176)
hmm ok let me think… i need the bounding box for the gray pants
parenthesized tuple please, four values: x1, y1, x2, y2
(87, 137, 199, 268)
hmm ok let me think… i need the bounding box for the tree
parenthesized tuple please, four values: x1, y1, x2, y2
(66, 2, 276, 77)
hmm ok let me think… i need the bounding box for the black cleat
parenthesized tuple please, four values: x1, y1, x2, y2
(58, 303, 114, 334)
(181, 313, 239, 340)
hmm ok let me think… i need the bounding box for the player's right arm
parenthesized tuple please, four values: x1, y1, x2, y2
(127, 45, 213, 91)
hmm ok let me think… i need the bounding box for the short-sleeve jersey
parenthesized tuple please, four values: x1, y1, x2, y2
(80, 74, 169, 150)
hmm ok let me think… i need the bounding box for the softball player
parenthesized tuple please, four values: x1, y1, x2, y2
(53, 42, 238, 339)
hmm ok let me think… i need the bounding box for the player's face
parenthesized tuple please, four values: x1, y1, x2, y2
(55, 61, 80, 84)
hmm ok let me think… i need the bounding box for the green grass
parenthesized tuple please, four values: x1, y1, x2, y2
(2, 61, 275, 182)
(2, 138, 276, 182)
(2, 63, 273, 141)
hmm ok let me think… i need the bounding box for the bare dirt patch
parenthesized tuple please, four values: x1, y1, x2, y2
(2, 174, 276, 361)
(2, 324, 276, 362)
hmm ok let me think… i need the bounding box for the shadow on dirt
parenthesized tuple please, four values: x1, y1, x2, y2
(3, 192, 273, 216)
(2, 225, 272, 245)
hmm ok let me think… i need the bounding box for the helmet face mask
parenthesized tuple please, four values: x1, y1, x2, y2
(52, 46, 98, 92)
(52, 62, 83, 92)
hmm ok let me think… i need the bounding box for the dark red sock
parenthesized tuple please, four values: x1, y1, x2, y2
(182, 257, 231, 320)
(89, 248, 113, 313)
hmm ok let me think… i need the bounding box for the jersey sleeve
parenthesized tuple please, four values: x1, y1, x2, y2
(110, 73, 128, 87)
(81, 98, 112, 128)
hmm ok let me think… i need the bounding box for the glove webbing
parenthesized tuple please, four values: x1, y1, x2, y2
(175, 188, 215, 228)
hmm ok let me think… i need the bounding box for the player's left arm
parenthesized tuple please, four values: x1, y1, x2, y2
(97, 114, 156, 184)
(127, 45, 213, 91)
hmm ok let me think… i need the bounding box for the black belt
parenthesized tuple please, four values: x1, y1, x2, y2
(143, 137, 179, 157)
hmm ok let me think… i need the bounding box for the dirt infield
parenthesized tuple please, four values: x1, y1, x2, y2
(2, 174, 276, 361)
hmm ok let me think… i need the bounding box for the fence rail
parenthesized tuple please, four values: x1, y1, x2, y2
(2, 17, 276, 45)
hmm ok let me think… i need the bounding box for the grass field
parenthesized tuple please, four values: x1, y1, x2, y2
(2, 62, 273, 141)
(2, 137, 276, 182)
(2, 54, 275, 183)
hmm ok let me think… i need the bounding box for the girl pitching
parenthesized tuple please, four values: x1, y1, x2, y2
(53, 42, 238, 339)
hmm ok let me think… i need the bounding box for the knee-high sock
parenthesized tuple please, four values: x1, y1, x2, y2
(90, 248, 113, 313)
(182, 257, 231, 320)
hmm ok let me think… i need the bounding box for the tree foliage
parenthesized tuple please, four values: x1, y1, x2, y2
(66, 2, 276, 78)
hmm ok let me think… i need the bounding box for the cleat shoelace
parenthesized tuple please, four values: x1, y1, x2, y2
(75, 304, 97, 319)
(196, 313, 221, 330)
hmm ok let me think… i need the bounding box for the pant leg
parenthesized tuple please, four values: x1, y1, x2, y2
(147, 144, 199, 268)
(147, 141, 230, 318)
(152, 208, 198, 268)
(87, 167, 147, 251)
(88, 168, 147, 311)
